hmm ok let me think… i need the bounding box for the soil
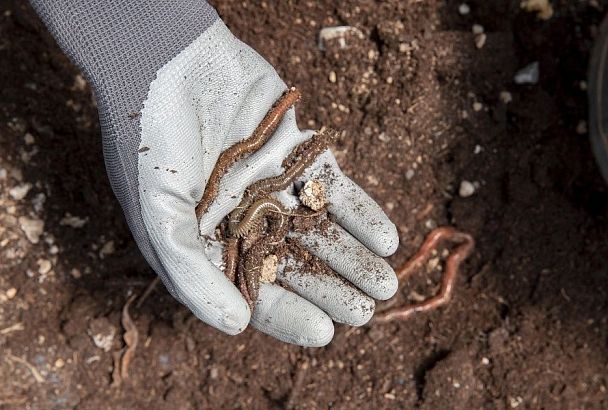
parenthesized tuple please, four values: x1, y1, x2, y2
(2, 0, 608, 409)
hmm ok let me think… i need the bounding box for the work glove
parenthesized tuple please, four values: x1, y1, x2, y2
(31, 0, 399, 346)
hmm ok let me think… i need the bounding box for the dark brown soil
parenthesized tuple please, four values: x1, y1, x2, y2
(2, 0, 608, 408)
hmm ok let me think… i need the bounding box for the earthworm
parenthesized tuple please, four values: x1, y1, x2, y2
(223, 237, 240, 283)
(239, 216, 290, 308)
(228, 129, 336, 235)
(195, 87, 301, 219)
(374, 227, 475, 323)
(237, 256, 253, 309)
(232, 197, 288, 238)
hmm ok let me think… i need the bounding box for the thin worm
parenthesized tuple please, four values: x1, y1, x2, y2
(195, 87, 301, 219)
(374, 227, 475, 323)
(223, 237, 240, 283)
(228, 130, 336, 235)
(239, 215, 290, 307)
(232, 197, 288, 238)
(237, 256, 253, 309)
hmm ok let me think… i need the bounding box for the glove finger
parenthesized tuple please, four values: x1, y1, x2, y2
(298, 150, 399, 257)
(250, 282, 334, 347)
(278, 255, 375, 326)
(139, 195, 251, 334)
(288, 222, 398, 301)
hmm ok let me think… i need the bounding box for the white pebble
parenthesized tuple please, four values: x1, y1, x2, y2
(499, 91, 513, 104)
(474, 33, 487, 49)
(9, 183, 32, 200)
(24, 133, 35, 145)
(472, 24, 484, 35)
(37, 258, 52, 275)
(458, 3, 470, 15)
(19, 216, 44, 243)
(472, 102, 483, 112)
(514, 62, 539, 85)
(60, 213, 88, 228)
(99, 240, 115, 258)
(6, 288, 17, 299)
(459, 180, 476, 197)
(406, 169, 415, 180)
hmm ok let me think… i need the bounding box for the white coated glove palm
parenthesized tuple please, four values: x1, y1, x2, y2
(138, 21, 399, 346)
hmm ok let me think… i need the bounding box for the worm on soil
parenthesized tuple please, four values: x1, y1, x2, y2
(120, 295, 138, 380)
(228, 129, 336, 235)
(195, 87, 301, 219)
(374, 227, 475, 323)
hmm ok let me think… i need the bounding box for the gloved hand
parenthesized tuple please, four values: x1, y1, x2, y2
(32, 0, 399, 346)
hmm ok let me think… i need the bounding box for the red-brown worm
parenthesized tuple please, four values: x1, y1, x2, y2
(374, 227, 475, 323)
(195, 87, 301, 220)
(228, 130, 336, 236)
(223, 237, 240, 283)
(231, 197, 288, 238)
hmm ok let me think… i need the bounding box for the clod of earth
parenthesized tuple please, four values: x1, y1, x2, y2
(299, 179, 327, 211)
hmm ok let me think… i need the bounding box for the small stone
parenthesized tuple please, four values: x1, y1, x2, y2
(299, 180, 327, 211)
(514, 62, 539, 85)
(472, 24, 484, 35)
(576, 120, 587, 135)
(459, 180, 476, 197)
(54, 358, 65, 368)
(70, 268, 82, 279)
(19, 216, 44, 243)
(406, 169, 415, 180)
(37, 258, 52, 275)
(6, 288, 17, 299)
(260, 254, 278, 283)
(458, 3, 470, 15)
(481, 357, 490, 365)
(472, 102, 483, 112)
(329, 71, 337, 83)
(580, 81, 588, 91)
(509, 396, 524, 408)
(377, 132, 389, 142)
(209, 367, 219, 379)
(521, 0, 553, 20)
(32, 192, 46, 214)
(88, 318, 116, 352)
(474, 33, 487, 49)
(23, 133, 35, 145)
(59, 213, 88, 228)
(499, 91, 513, 104)
(9, 183, 32, 200)
(99, 240, 115, 258)
(474, 145, 483, 154)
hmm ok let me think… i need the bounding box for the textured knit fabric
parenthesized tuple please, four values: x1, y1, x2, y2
(29, 0, 219, 291)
